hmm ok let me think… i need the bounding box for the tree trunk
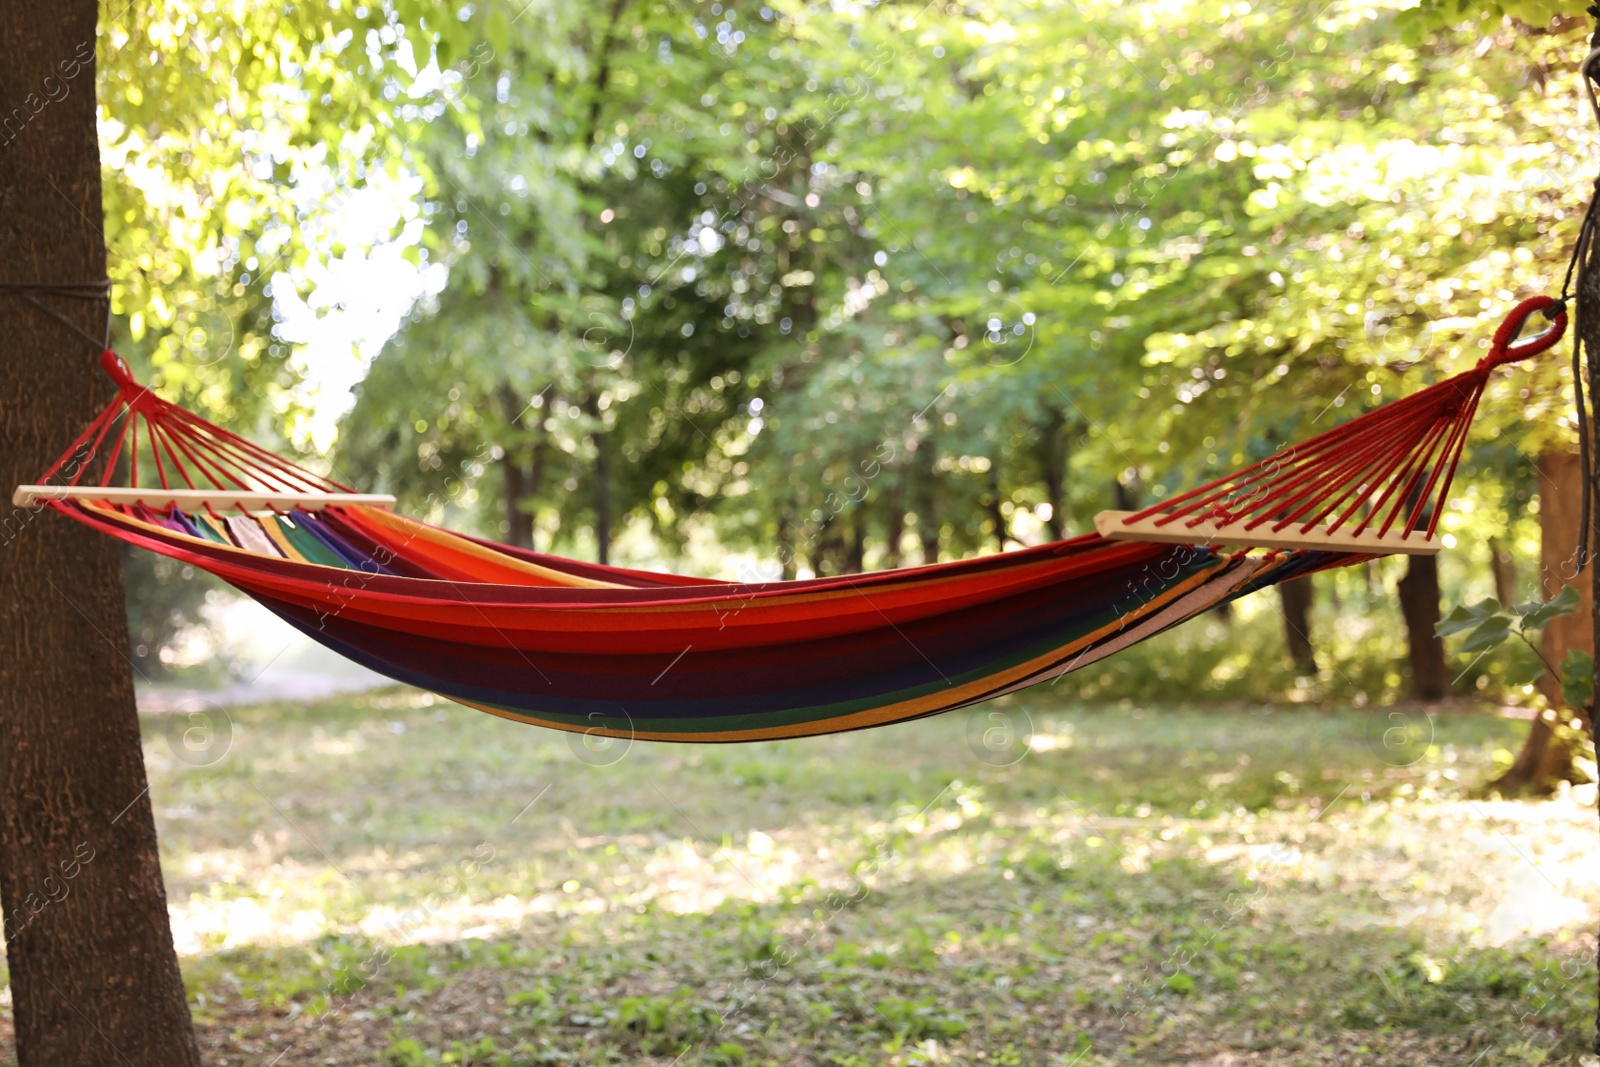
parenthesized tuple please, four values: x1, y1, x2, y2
(1496, 450, 1592, 790)
(813, 511, 843, 576)
(501, 450, 532, 548)
(916, 449, 940, 565)
(1279, 576, 1317, 674)
(1037, 408, 1066, 541)
(1113, 475, 1139, 511)
(845, 511, 866, 574)
(1487, 536, 1516, 607)
(777, 510, 797, 580)
(1398, 554, 1450, 701)
(986, 464, 1009, 550)
(497, 384, 543, 549)
(582, 388, 611, 565)
(883, 494, 905, 570)
(0, 4, 201, 1062)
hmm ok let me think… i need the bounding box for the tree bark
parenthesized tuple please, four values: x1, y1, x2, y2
(844, 511, 866, 574)
(0, 4, 201, 1062)
(1487, 536, 1516, 607)
(501, 449, 531, 548)
(813, 511, 843, 576)
(777, 509, 796, 580)
(497, 384, 538, 548)
(1113, 475, 1139, 511)
(915, 448, 940, 565)
(883, 494, 905, 570)
(1037, 408, 1066, 541)
(1496, 450, 1592, 790)
(1279, 576, 1317, 675)
(986, 463, 1009, 550)
(582, 388, 611, 565)
(1398, 555, 1450, 701)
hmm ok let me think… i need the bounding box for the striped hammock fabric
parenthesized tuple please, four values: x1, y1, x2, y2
(20, 298, 1566, 742)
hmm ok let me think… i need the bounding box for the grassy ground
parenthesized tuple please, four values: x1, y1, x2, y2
(0, 690, 1594, 1065)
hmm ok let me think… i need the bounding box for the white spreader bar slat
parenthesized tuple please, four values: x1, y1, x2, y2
(12, 485, 397, 512)
(1093, 510, 1440, 555)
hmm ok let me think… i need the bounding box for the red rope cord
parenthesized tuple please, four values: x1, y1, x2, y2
(1412, 385, 1488, 539)
(31, 298, 1564, 534)
(1424, 391, 1487, 539)
(1240, 411, 1428, 531)
(146, 417, 198, 490)
(1291, 413, 1437, 533)
(155, 417, 248, 491)
(1259, 422, 1426, 533)
(92, 410, 129, 487)
(164, 404, 350, 491)
(129, 416, 139, 489)
(1374, 416, 1456, 537)
(162, 406, 347, 492)
(40, 399, 119, 483)
(145, 413, 171, 490)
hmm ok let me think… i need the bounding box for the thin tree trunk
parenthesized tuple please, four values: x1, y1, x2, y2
(1037, 408, 1065, 541)
(1113, 476, 1139, 511)
(883, 493, 905, 570)
(1496, 450, 1592, 790)
(501, 449, 531, 548)
(527, 432, 548, 540)
(1487, 536, 1516, 607)
(1398, 555, 1450, 701)
(845, 511, 866, 574)
(497, 383, 539, 548)
(1279, 577, 1317, 674)
(813, 511, 841, 576)
(916, 447, 940, 565)
(777, 510, 796, 580)
(582, 388, 611, 565)
(986, 464, 1009, 550)
(0, 4, 201, 1061)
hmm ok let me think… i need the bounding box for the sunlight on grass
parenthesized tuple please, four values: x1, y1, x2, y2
(101, 687, 1599, 1064)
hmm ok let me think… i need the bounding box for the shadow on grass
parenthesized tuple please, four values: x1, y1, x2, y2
(183, 833, 1594, 1067)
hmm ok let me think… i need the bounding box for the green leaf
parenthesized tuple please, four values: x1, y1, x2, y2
(1457, 616, 1514, 653)
(1165, 972, 1195, 994)
(1560, 650, 1594, 710)
(1503, 659, 1545, 687)
(1435, 599, 1501, 637)
(1520, 586, 1581, 630)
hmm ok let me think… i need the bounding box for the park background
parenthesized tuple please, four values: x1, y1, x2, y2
(5, 0, 1600, 1062)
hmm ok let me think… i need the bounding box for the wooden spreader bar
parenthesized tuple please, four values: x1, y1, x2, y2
(1093, 510, 1440, 555)
(12, 485, 397, 512)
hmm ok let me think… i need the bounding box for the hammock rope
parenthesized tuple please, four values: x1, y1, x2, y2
(9, 301, 1566, 743)
(1115, 296, 1566, 543)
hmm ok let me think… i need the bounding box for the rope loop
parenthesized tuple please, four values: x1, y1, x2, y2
(1478, 295, 1568, 371)
(99, 348, 139, 392)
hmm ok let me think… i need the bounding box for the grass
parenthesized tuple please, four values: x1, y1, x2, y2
(1, 688, 1594, 1065)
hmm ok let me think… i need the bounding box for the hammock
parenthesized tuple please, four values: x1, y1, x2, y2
(14, 298, 1566, 742)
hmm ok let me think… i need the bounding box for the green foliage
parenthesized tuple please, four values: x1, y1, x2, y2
(1560, 649, 1594, 709)
(121, 547, 219, 680)
(314, 0, 1599, 582)
(1436, 586, 1584, 702)
(97, 2, 1599, 671)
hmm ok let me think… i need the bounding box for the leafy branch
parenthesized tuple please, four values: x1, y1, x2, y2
(1435, 585, 1593, 712)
